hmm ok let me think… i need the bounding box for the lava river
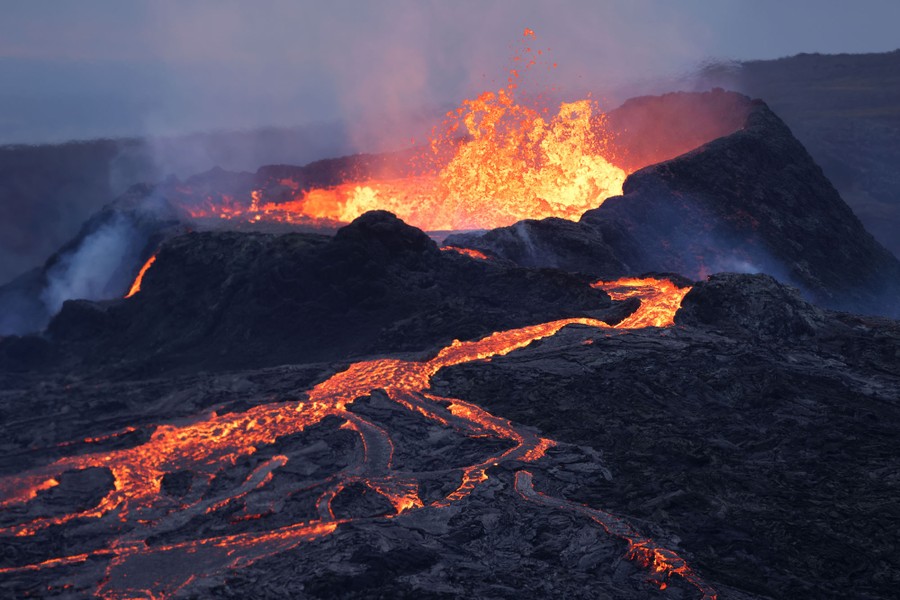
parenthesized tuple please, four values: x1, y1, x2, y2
(0, 277, 711, 599)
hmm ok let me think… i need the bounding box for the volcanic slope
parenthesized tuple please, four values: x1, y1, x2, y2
(447, 98, 900, 317)
(0, 269, 897, 599)
(0, 211, 628, 378)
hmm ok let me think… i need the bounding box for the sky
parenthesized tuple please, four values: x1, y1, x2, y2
(1, 0, 899, 145)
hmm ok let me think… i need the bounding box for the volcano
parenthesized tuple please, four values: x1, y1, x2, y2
(1, 67, 899, 600)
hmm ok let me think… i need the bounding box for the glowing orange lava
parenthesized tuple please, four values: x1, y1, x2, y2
(595, 277, 692, 328)
(441, 246, 491, 260)
(0, 278, 708, 598)
(124, 255, 157, 298)
(516, 471, 716, 600)
(178, 30, 626, 232)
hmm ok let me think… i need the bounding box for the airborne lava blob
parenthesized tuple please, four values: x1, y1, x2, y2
(0, 277, 713, 599)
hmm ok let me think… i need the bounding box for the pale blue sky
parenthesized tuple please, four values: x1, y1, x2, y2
(1, 0, 898, 144)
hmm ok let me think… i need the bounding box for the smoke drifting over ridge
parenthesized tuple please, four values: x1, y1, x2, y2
(0, 2, 727, 288)
(0, 2, 717, 147)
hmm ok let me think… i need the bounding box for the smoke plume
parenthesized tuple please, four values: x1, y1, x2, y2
(39, 213, 140, 315)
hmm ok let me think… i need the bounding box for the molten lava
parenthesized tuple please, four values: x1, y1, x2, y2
(124, 254, 157, 298)
(595, 277, 692, 328)
(0, 277, 710, 599)
(441, 245, 491, 260)
(178, 30, 626, 232)
(516, 471, 716, 600)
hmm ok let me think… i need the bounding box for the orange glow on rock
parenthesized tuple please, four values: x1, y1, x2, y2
(515, 470, 716, 600)
(0, 477, 58, 509)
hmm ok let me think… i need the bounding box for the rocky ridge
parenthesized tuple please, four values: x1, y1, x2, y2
(447, 100, 900, 317)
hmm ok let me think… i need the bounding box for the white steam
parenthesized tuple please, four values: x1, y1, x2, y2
(40, 214, 139, 315)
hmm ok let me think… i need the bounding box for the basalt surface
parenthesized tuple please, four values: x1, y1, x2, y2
(436, 274, 900, 600)
(0, 212, 619, 379)
(0, 274, 897, 600)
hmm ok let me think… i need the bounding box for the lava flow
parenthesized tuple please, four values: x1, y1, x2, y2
(0, 277, 712, 599)
(441, 245, 491, 260)
(124, 254, 157, 298)
(178, 29, 627, 232)
(595, 277, 692, 328)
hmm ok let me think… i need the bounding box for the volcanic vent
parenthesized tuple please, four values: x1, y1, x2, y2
(172, 30, 749, 234)
(0, 33, 757, 338)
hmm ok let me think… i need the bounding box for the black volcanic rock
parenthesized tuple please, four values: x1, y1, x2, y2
(444, 216, 635, 275)
(701, 50, 900, 258)
(31, 212, 622, 375)
(436, 274, 900, 600)
(0, 186, 185, 335)
(447, 96, 900, 317)
(329, 209, 441, 263)
(676, 272, 826, 339)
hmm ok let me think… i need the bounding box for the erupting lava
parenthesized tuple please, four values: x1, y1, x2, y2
(0, 277, 713, 599)
(179, 29, 626, 232)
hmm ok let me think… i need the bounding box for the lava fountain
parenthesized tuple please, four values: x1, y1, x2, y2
(178, 29, 627, 232)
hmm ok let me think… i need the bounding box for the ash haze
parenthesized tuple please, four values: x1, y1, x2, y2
(1, 0, 899, 146)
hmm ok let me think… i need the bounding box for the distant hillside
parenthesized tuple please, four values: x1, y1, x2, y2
(701, 50, 900, 258)
(0, 124, 358, 285)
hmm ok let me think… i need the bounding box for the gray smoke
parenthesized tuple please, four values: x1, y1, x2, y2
(40, 213, 141, 315)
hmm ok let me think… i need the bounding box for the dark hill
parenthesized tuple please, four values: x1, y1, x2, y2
(1, 212, 625, 377)
(447, 98, 900, 317)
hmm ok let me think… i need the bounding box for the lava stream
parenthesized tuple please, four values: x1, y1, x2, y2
(594, 277, 691, 328)
(177, 30, 627, 232)
(124, 254, 157, 298)
(0, 277, 712, 599)
(516, 471, 717, 600)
